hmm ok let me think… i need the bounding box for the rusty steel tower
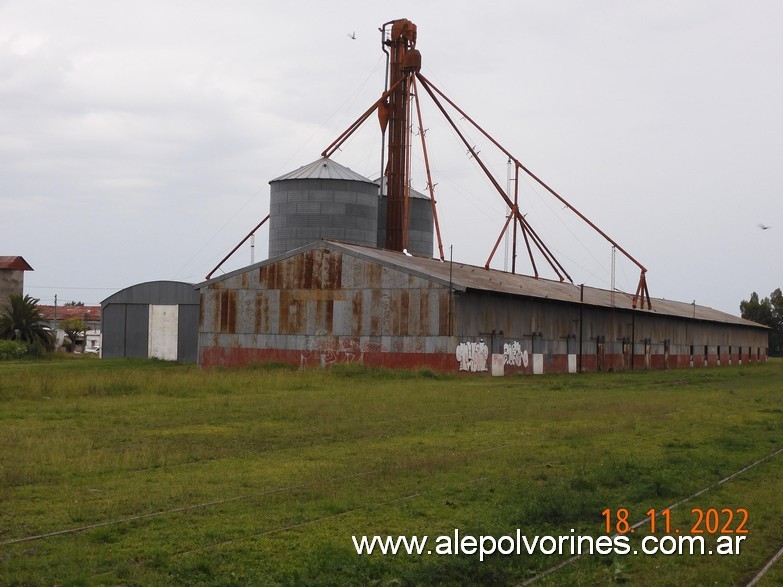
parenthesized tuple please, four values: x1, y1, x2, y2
(320, 18, 652, 309)
(380, 19, 419, 252)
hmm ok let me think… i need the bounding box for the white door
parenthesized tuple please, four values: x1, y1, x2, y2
(148, 305, 179, 361)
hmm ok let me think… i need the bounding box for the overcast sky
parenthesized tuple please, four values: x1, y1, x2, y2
(3, 0, 781, 315)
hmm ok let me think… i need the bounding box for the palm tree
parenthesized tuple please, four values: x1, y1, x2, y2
(0, 294, 55, 351)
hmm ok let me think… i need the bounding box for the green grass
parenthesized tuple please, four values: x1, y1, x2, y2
(0, 357, 782, 585)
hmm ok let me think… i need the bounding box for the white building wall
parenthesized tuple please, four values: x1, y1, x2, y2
(86, 330, 101, 350)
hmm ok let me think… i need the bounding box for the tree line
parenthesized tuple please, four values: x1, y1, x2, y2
(740, 288, 782, 357)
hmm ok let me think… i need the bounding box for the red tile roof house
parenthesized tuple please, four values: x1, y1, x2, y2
(37, 305, 101, 351)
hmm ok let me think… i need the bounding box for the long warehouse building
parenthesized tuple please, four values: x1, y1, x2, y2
(195, 241, 768, 374)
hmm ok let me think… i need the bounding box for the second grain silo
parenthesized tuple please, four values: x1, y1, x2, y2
(376, 177, 434, 257)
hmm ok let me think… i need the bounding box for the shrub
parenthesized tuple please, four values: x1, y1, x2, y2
(25, 338, 47, 358)
(0, 339, 27, 360)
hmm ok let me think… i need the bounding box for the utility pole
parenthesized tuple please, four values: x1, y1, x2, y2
(54, 294, 58, 347)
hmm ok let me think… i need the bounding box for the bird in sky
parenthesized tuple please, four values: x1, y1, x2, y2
(758, 223, 771, 230)
(347, 31, 356, 40)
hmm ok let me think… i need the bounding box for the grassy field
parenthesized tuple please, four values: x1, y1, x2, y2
(0, 357, 782, 586)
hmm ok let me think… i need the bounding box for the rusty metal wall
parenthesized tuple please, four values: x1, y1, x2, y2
(451, 293, 768, 372)
(199, 246, 768, 373)
(199, 248, 455, 367)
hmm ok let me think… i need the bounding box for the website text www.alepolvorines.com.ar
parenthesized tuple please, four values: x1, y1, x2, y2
(352, 529, 747, 562)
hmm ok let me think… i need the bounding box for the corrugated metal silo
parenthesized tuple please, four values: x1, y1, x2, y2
(376, 177, 434, 257)
(268, 157, 379, 257)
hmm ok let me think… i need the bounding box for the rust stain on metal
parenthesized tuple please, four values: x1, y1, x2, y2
(400, 289, 410, 336)
(219, 291, 228, 331)
(319, 249, 343, 290)
(301, 253, 314, 289)
(408, 289, 420, 336)
(255, 293, 269, 333)
(258, 264, 269, 288)
(326, 299, 334, 331)
(287, 300, 301, 333)
(228, 291, 237, 334)
(290, 298, 303, 333)
(295, 289, 346, 302)
(259, 263, 278, 289)
(220, 290, 237, 334)
(352, 290, 363, 335)
(259, 249, 345, 291)
(419, 289, 430, 332)
(438, 290, 450, 335)
(365, 263, 382, 288)
(390, 291, 400, 336)
(278, 290, 290, 334)
(370, 289, 382, 335)
(210, 292, 220, 332)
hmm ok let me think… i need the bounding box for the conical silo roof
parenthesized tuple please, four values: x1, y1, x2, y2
(270, 157, 374, 183)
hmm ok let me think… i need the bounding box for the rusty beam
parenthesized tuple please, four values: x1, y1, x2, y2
(512, 164, 519, 274)
(416, 73, 570, 281)
(411, 76, 445, 260)
(205, 214, 270, 280)
(416, 72, 648, 302)
(485, 208, 515, 270)
(321, 78, 405, 159)
(317, 20, 650, 307)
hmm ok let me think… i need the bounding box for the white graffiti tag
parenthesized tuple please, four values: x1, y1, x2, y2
(455, 341, 489, 372)
(503, 341, 529, 368)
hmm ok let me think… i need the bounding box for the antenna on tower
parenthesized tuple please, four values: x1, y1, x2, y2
(611, 245, 616, 308)
(504, 158, 512, 272)
(251, 233, 255, 265)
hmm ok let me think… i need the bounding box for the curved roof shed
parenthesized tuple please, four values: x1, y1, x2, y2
(101, 281, 199, 362)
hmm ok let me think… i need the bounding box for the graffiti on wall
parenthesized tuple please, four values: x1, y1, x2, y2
(455, 341, 489, 372)
(456, 340, 532, 372)
(301, 331, 386, 367)
(503, 341, 529, 368)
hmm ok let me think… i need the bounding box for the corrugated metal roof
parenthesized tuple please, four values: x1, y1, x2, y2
(0, 256, 33, 271)
(101, 280, 200, 306)
(270, 157, 375, 183)
(197, 240, 764, 329)
(330, 242, 761, 328)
